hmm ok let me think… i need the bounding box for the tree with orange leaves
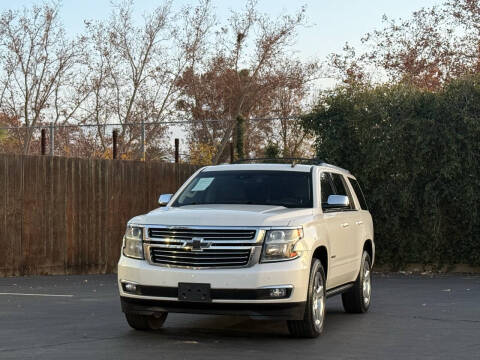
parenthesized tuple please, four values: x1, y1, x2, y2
(176, 1, 317, 163)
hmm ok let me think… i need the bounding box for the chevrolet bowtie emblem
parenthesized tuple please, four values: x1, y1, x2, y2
(183, 237, 211, 251)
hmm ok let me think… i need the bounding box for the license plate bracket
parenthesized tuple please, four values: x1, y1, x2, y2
(178, 283, 211, 302)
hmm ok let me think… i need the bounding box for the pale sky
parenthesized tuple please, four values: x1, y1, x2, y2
(0, 0, 446, 154)
(0, 0, 444, 62)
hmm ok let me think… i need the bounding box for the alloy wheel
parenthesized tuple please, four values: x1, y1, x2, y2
(362, 261, 371, 306)
(312, 271, 325, 330)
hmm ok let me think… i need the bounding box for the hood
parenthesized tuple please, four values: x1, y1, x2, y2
(128, 204, 313, 227)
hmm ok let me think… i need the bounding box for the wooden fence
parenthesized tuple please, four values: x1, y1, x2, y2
(0, 153, 198, 276)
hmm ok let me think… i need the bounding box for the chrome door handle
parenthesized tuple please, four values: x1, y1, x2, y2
(356, 221, 364, 225)
(341, 223, 350, 228)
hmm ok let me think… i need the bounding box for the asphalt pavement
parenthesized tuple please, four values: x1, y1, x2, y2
(0, 273, 479, 360)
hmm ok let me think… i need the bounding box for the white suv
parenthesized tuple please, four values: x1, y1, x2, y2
(118, 160, 374, 338)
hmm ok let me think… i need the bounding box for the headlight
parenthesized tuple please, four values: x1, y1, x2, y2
(261, 228, 303, 262)
(123, 226, 144, 259)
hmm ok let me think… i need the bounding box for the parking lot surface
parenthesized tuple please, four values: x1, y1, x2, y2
(0, 273, 479, 360)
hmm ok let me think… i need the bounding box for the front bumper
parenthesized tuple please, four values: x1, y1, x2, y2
(121, 296, 306, 320)
(118, 252, 311, 306)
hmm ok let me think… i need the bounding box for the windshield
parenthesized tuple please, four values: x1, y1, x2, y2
(172, 170, 313, 208)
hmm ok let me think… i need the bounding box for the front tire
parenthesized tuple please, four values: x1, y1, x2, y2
(342, 251, 372, 313)
(287, 259, 326, 338)
(125, 312, 168, 331)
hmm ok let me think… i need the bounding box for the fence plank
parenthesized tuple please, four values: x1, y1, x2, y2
(65, 157, 75, 273)
(2, 155, 24, 275)
(0, 155, 8, 274)
(53, 157, 67, 273)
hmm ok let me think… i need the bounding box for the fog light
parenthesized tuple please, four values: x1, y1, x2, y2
(270, 288, 287, 298)
(124, 282, 137, 293)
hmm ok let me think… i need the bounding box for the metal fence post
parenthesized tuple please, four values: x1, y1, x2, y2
(175, 138, 179, 164)
(49, 123, 54, 156)
(230, 141, 234, 163)
(112, 129, 118, 160)
(41, 129, 47, 155)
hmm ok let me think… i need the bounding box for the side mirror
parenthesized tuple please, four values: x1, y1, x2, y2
(326, 195, 350, 209)
(158, 194, 173, 206)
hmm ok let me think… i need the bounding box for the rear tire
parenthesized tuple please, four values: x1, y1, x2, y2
(342, 251, 372, 313)
(287, 259, 326, 338)
(125, 312, 168, 331)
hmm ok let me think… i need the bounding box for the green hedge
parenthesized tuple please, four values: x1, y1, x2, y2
(303, 77, 480, 268)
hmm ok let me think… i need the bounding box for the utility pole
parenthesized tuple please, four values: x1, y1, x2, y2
(112, 129, 118, 160)
(140, 119, 146, 161)
(174, 138, 179, 164)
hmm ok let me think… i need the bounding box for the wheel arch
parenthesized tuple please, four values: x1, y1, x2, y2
(363, 239, 374, 267)
(312, 246, 328, 279)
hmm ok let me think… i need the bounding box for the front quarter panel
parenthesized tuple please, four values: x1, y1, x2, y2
(297, 213, 334, 287)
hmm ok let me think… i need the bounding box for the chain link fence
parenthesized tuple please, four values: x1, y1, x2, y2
(0, 116, 308, 163)
(0, 121, 188, 162)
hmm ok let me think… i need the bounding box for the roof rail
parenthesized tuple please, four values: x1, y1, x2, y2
(233, 158, 325, 166)
(231, 158, 351, 173)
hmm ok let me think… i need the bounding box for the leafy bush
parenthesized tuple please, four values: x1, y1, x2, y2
(303, 77, 480, 268)
(264, 142, 280, 159)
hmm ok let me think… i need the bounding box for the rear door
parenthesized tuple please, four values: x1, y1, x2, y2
(347, 176, 373, 264)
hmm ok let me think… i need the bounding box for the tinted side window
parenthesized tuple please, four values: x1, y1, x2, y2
(320, 172, 335, 208)
(348, 177, 368, 210)
(331, 173, 355, 210)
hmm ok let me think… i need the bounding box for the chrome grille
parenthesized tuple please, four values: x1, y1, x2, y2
(144, 226, 261, 268)
(149, 247, 251, 267)
(148, 228, 256, 240)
